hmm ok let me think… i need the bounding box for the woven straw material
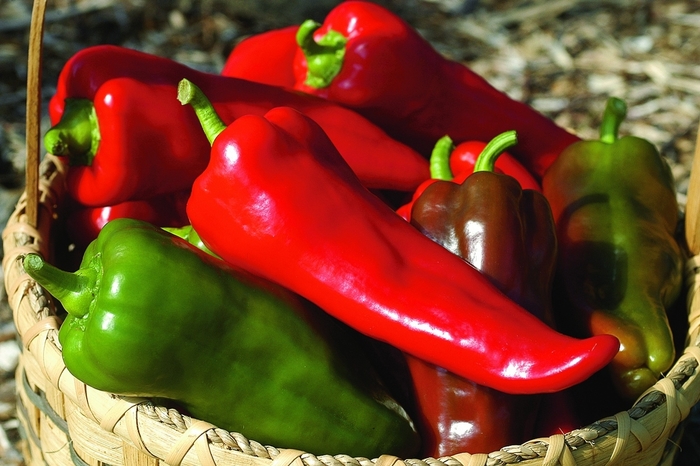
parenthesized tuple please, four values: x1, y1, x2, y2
(8, 0, 700, 464)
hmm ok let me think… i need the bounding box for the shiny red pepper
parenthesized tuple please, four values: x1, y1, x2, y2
(291, 1, 579, 180)
(404, 132, 556, 454)
(221, 26, 299, 87)
(179, 78, 619, 395)
(397, 135, 541, 221)
(46, 45, 429, 206)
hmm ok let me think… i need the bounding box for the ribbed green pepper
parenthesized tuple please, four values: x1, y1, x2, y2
(542, 97, 684, 400)
(23, 218, 419, 457)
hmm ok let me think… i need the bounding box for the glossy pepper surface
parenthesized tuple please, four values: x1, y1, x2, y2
(221, 25, 299, 87)
(542, 97, 684, 400)
(291, 1, 579, 180)
(23, 218, 420, 457)
(46, 45, 428, 206)
(397, 135, 541, 221)
(404, 132, 556, 455)
(180, 78, 619, 395)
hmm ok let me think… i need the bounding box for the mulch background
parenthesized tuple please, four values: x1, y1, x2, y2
(2, 0, 700, 464)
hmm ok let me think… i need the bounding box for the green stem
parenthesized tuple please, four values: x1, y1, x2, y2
(296, 19, 347, 89)
(429, 135, 455, 180)
(43, 99, 100, 166)
(163, 225, 217, 258)
(177, 78, 226, 146)
(473, 130, 518, 173)
(599, 97, 628, 144)
(23, 254, 97, 318)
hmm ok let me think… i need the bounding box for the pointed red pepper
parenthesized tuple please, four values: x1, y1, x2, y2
(46, 45, 429, 206)
(179, 78, 619, 395)
(291, 1, 579, 180)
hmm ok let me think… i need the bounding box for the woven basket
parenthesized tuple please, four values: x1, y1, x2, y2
(7, 1, 700, 465)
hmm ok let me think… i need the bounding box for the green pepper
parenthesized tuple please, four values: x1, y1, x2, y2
(542, 97, 684, 400)
(22, 218, 419, 457)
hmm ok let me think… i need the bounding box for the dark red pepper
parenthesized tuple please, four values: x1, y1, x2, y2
(533, 390, 581, 438)
(292, 1, 579, 180)
(403, 131, 556, 454)
(46, 45, 429, 206)
(179, 78, 619, 395)
(64, 190, 189, 249)
(221, 26, 299, 88)
(397, 135, 541, 221)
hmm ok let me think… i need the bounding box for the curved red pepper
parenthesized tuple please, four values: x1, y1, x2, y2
(292, 1, 579, 180)
(180, 78, 619, 395)
(48, 45, 428, 206)
(221, 26, 299, 87)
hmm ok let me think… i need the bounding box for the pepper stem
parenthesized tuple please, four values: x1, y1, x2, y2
(599, 97, 628, 144)
(163, 225, 217, 258)
(23, 254, 97, 318)
(296, 19, 347, 89)
(429, 135, 455, 180)
(43, 98, 100, 166)
(177, 78, 226, 146)
(473, 130, 518, 173)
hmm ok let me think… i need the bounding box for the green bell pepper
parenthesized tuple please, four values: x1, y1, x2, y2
(542, 97, 684, 401)
(23, 218, 419, 457)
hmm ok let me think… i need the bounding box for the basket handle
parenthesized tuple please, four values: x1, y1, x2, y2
(25, 0, 48, 228)
(685, 122, 700, 255)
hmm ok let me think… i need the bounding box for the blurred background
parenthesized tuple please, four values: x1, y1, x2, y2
(1, 0, 700, 464)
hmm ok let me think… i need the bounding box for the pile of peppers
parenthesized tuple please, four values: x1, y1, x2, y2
(26, 1, 687, 458)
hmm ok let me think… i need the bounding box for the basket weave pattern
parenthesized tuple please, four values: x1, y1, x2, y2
(7, 1, 700, 465)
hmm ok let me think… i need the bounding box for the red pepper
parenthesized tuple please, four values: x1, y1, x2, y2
(292, 1, 579, 180)
(397, 135, 541, 221)
(448, 139, 541, 192)
(179, 78, 619, 395)
(64, 189, 190, 249)
(221, 26, 299, 88)
(404, 131, 556, 455)
(46, 45, 429, 206)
